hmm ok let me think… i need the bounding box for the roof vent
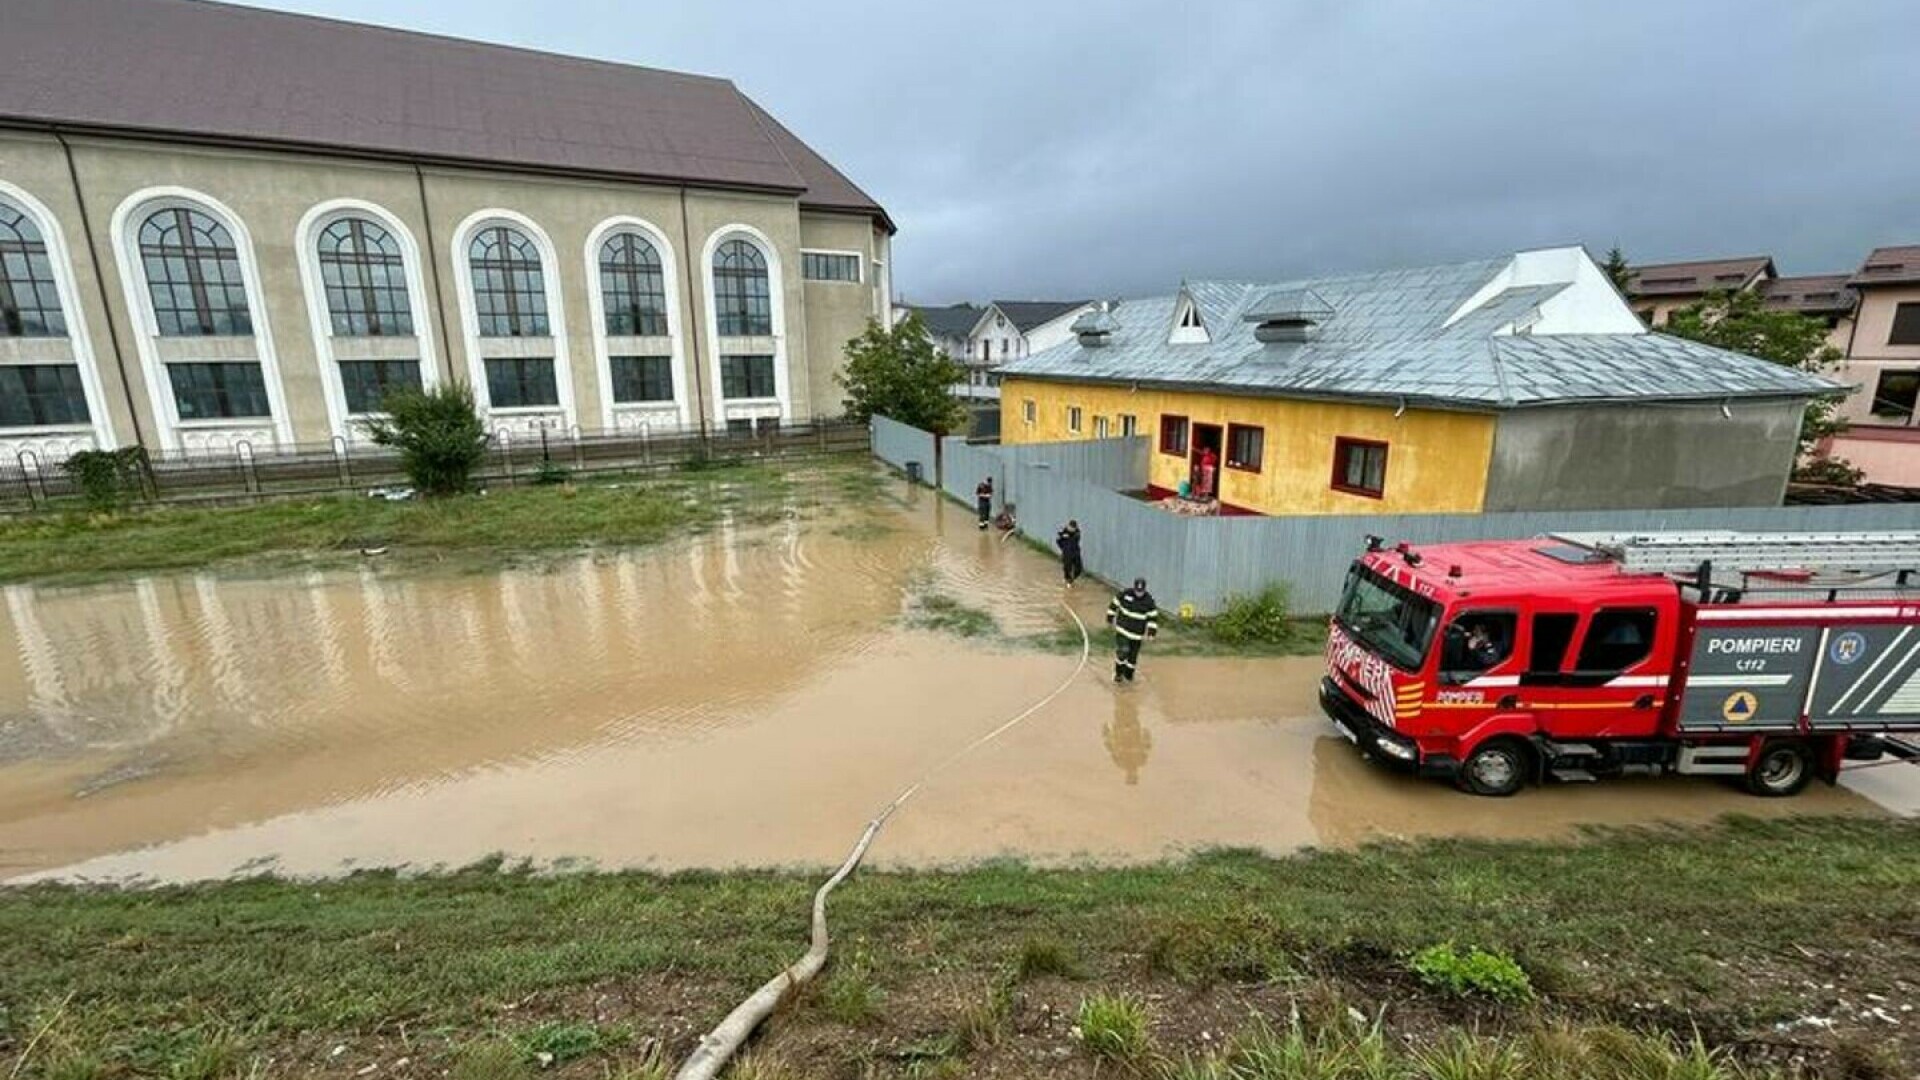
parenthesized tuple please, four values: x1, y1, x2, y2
(1244, 287, 1333, 344)
(1073, 303, 1119, 348)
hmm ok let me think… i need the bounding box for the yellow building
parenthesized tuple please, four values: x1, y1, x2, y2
(1000, 248, 1835, 516)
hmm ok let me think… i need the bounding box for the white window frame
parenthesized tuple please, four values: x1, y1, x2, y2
(0, 180, 115, 457)
(449, 208, 575, 437)
(701, 224, 793, 425)
(109, 186, 293, 451)
(293, 198, 440, 442)
(1120, 414, 1138, 437)
(1067, 405, 1083, 434)
(585, 216, 689, 432)
(1022, 399, 1036, 426)
(799, 247, 863, 285)
(1094, 415, 1110, 439)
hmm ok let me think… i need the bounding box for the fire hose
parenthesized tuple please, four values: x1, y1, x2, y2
(672, 599, 1093, 1080)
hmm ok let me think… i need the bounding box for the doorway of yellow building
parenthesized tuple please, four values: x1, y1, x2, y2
(1190, 422, 1223, 500)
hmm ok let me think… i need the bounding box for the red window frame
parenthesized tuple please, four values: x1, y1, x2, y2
(1225, 423, 1264, 473)
(1159, 414, 1189, 456)
(1331, 436, 1389, 499)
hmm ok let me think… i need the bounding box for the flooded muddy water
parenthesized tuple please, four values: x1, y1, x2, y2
(1, 481, 1914, 883)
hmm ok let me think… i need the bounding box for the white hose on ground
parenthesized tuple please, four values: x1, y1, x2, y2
(673, 599, 1093, 1080)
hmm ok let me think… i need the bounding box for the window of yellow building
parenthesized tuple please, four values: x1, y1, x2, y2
(1159, 414, 1188, 456)
(1226, 423, 1264, 472)
(1068, 405, 1083, 434)
(1332, 436, 1389, 498)
(1022, 398, 1036, 425)
(1120, 414, 1137, 436)
(1094, 415, 1110, 438)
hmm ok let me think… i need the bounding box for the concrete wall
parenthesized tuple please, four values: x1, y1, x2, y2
(0, 127, 887, 457)
(1482, 400, 1802, 511)
(1000, 376, 1497, 515)
(798, 211, 888, 420)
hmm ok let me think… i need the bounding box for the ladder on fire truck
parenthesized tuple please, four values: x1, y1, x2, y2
(1548, 530, 1920, 580)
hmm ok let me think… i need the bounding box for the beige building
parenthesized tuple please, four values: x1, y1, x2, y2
(0, 0, 893, 464)
(1825, 246, 1920, 482)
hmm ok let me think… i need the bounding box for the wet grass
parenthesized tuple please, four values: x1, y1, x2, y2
(2, 819, 1915, 1076)
(0, 459, 874, 585)
(1016, 611, 1328, 658)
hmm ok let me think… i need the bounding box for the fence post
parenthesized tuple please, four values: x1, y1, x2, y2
(571, 423, 585, 470)
(234, 440, 259, 500)
(497, 428, 515, 487)
(331, 434, 352, 489)
(15, 450, 43, 510)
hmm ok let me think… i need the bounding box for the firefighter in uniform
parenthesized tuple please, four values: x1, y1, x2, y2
(1106, 577, 1159, 683)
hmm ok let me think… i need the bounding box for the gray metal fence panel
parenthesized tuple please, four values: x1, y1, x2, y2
(870, 416, 937, 480)
(875, 415, 1920, 616)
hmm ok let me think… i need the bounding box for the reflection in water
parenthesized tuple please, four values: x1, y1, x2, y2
(0, 477, 1912, 884)
(1104, 690, 1151, 785)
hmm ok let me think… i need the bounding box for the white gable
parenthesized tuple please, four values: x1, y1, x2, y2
(1168, 290, 1209, 344)
(1443, 245, 1647, 336)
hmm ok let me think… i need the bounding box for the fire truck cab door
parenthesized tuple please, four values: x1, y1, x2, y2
(1546, 606, 1667, 738)
(1436, 609, 1521, 720)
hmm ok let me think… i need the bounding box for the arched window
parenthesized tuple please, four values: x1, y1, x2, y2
(599, 233, 667, 337)
(468, 226, 548, 337)
(138, 207, 252, 336)
(712, 239, 771, 337)
(318, 217, 413, 336)
(0, 203, 65, 337)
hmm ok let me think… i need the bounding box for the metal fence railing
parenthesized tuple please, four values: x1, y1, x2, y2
(0, 420, 870, 512)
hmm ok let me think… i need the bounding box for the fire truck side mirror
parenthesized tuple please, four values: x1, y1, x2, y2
(1364, 534, 1384, 552)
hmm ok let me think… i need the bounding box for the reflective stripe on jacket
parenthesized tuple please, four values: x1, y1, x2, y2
(1107, 588, 1159, 641)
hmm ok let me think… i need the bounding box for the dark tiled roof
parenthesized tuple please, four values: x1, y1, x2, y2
(908, 304, 983, 340)
(991, 300, 1091, 332)
(1625, 256, 1774, 298)
(1759, 275, 1858, 317)
(1849, 246, 1920, 288)
(0, 0, 890, 228)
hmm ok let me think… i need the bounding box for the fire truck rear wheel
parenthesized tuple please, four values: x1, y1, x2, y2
(1460, 737, 1531, 797)
(1745, 740, 1813, 797)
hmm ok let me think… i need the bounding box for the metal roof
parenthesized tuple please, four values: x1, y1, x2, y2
(999, 255, 1841, 410)
(0, 0, 891, 229)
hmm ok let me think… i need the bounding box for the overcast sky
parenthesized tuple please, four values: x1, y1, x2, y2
(236, 0, 1920, 305)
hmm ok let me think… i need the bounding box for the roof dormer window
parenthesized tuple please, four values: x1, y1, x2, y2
(1169, 294, 1208, 344)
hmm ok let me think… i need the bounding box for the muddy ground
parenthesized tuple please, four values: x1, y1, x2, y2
(1, 472, 1915, 883)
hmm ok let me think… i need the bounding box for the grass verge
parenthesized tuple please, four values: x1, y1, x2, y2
(0, 459, 874, 585)
(1, 819, 1914, 1077)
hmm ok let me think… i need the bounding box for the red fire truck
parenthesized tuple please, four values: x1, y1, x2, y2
(1320, 531, 1920, 796)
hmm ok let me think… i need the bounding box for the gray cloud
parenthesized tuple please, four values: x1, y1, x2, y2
(238, 0, 1920, 303)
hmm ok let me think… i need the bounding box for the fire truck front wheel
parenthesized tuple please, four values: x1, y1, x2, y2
(1459, 737, 1531, 797)
(1745, 740, 1814, 798)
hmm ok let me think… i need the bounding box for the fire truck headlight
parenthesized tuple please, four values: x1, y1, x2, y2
(1375, 737, 1416, 762)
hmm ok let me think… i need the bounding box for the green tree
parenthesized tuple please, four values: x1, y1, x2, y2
(1663, 289, 1850, 472)
(836, 312, 968, 434)
(361, 382, 490, 495)
(1602, 245, 1632, 292)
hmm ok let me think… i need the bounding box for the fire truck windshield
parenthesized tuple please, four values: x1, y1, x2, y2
(1334, 565, 1441, 670)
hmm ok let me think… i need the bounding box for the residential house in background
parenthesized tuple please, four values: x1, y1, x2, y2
(1826, 246, 1920, 482)
(904, 299, 1093, 400)
(0, 0, 893, 463)
(1624, 256, 1774, 326)
(999, 247, 1837, 517)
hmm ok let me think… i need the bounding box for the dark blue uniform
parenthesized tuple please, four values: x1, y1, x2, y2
(1056, 523, 1084, 583)
(1106, 584, 1159, 682)
(975, 478, 993, 530)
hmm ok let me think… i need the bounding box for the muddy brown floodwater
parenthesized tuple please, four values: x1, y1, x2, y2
(1, 481, 1914, 884)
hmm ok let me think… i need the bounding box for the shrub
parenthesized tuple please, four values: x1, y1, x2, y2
(1145, 910, 1294, 986)
(1410, 943, 1534, 1003)
(531, 460, 571, 486)
(1208, 585, 1294, 647)
(818, 964, 884, 1026)
(512, 1021, 613, 1066)
(60, 447, 149, 512)
(1075, 992, 1151, 1064)
(1015, 936, 1084, 980)
(361, 383, 489, 496)
(952, 982, 1014, 1052)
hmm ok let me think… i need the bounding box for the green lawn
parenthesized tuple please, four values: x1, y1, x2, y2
(0, 461, 864, 585)
(2, 819, 1914, 1078)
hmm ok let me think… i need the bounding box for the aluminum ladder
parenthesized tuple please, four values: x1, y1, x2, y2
(1548, 531, 1920, 577)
